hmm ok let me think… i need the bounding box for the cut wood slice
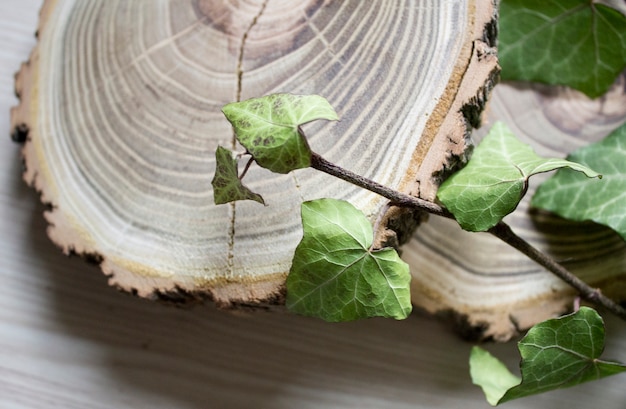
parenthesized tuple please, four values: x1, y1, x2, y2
(404, 76, 626, 341)
(12, 0, 499, 306)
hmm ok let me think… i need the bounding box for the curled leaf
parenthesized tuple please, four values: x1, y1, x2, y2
(211, 146, 264, 205)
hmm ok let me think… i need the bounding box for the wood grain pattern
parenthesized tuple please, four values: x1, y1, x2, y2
(11, 0, 498, 304)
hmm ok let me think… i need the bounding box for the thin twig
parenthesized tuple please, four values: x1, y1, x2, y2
(239, 155, 255, 180)
(311, 153, 452, 218)
(310, 152, 626, 321)
(488, 222, 626, 320)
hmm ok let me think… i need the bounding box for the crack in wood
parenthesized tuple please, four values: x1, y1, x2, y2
(235, 0, 269, 109)
(228, 0, 270, 275)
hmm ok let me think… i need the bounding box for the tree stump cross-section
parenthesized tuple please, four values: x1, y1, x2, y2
(12, 1, 499, 310)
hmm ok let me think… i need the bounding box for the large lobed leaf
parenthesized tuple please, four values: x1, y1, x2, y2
(532, 122, 626, 240)
(499, 0, 626, 98)
(286, 199, 412, 322)
(437, 122, 600, 232)
(471, 307, 626, 405)
(222, 94, 338, 174)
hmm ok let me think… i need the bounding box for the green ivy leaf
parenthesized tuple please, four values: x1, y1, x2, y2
(499, 0, 626, 98)
(532, 123, 626, 240)
(222, 94, 339, 174)
(469, 347, 521, 406)
(436, 122, 600, 232)
(286, 198, 412, 322)
(211, 146, 265, 205)
(471, 307, 626, 406)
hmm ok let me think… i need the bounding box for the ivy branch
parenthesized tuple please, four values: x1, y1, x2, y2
(212, 0, 626, 403)
(211, 91, 626, 404)
(311, 152, 626, 320)
(212, 93, 626, 322)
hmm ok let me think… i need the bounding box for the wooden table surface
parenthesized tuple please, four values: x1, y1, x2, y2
(2, 2, 625, 408)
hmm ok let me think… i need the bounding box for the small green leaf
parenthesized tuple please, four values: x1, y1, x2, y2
(471, 307, 626, 406)
(470, 347, 521, 406)
(499, 0, 626, 98)
(222, 94, 339, 174)
(211, 146, 265, 205)
(436, 122, 600, 232)
(532, 123, 626, 240)
(286, 198, 412, 322)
